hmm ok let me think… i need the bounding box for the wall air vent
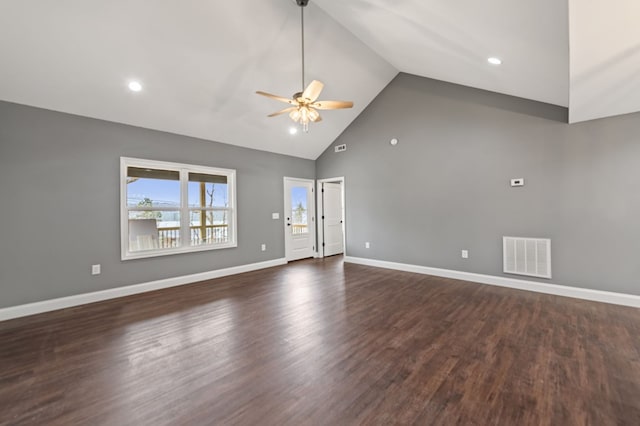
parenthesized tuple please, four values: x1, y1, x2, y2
(334, 144, 346, 153)
(503, 237, 551, 279)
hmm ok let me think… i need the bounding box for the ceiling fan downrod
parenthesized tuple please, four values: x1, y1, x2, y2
(297, 0, 309, 93)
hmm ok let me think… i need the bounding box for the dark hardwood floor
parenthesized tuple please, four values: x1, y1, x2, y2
(1, 257, 639, 425)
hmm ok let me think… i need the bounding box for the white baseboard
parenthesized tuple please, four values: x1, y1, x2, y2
(344, 256, 640, 308)
(0, 258, 287, 322)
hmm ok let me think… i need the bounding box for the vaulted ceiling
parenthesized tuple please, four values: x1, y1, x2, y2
(0, 0, 638, 159)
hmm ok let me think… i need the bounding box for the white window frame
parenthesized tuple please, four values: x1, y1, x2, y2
(120, 157, 237, 260)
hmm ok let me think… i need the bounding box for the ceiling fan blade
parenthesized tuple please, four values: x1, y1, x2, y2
(268, 107, 298, 117)
(301, 80, 324, 102)
(256, 91, 297, 105)
(311, 100, 354, 110)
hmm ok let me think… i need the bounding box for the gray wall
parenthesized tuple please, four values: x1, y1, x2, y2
(317, 73, 640, 295)
(0, 101, 314, 308)
(2, 71, 640, 309)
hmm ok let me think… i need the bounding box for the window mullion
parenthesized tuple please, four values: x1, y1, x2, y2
(180, 169, 189, 248)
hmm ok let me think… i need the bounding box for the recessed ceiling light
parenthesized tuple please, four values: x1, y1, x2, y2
(128, 81, 143, 92)
(487, 57, 502, 65)
(289, 127, 298, 135)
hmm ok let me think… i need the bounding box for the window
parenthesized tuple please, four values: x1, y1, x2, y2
(120, 157, 237, 260)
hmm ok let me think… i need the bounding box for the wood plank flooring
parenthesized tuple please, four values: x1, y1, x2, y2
(1, 257, 639, 425)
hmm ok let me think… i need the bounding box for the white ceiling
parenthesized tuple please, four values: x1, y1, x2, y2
(316, 0, 570, 108)
(569, 0, 640, 123)
(0, 0, 396, 160)
(0, 1, 638, 159)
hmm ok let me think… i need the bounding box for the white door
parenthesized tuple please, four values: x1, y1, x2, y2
(322, 182, 344, 256)
(284, 178, 315, 261)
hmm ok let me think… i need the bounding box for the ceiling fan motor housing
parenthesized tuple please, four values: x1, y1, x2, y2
(296, 0, 309, 7)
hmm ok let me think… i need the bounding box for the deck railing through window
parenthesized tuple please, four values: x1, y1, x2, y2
(291, 224, 308, 235)
(157, 225, 228, 247)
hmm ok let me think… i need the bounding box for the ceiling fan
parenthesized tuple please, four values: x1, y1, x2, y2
(256, 0, 353, 133)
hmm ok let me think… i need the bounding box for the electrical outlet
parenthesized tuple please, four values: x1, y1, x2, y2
(510, 178, 525, 187)
(461, 250, 469, 259)
(91, 264, 101, 275)
(261, 244, 266, 251)
(365, 242, 370, 249)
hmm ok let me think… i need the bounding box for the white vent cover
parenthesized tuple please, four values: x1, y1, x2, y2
(503, 237, 551, 279)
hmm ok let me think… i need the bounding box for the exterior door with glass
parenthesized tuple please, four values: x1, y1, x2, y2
(284, 178, 315, 261)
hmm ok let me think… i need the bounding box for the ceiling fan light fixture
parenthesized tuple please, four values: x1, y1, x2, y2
(290, 109, 301, 121)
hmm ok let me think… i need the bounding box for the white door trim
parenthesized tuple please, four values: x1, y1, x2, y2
(317, 177, 345, 258)
(283, 177, 317, 261)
